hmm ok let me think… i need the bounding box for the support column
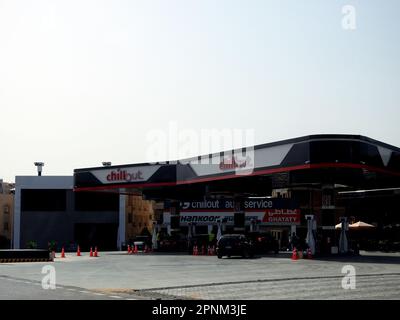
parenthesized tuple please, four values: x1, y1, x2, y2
(117, 194, 126, 251)
(306, 215, 316, 255)
(12, 185, 21, 249)
(339, 217, 349, 254)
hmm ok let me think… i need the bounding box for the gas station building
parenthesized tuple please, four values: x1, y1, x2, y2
(73, 134, 400, 254)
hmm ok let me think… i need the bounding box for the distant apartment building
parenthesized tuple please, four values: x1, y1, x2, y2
(0, 180, 14, 248)
(125, 195, 156, 241)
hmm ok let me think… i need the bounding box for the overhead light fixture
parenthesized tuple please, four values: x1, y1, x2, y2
(102, 162, 112, 167)
(248, 196, 272, 199)
(338, 187, 400, 194)
(34, 162, 44, 176)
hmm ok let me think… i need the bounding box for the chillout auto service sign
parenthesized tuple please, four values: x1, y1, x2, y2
(163, 198, 301, 226)
(90, 165, 161, 184)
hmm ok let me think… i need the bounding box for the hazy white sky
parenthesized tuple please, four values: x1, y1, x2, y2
(1, 0, 399, 182)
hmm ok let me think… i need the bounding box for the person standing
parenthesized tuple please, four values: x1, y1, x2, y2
(290, 232, 299, 250)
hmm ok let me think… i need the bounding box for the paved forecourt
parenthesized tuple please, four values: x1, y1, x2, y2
(0, 251, 399, 300)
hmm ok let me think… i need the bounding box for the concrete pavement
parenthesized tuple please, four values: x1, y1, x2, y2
(0, 251, 399, 299)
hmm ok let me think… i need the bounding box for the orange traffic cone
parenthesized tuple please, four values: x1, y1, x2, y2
(77, 245, 81, 256)
(291, 247, 298, 261)
(89, 247, 93, 257)
(94, 247, 98, 257)
(207, 246, 211, 256)
(127, 245, 131, 254)
(202, 245, 206, 255)
(134, 245, 138, 254)
(192, 245, 197, 256)
(307, 248, 313, 259)
(61, 247, 66, 258)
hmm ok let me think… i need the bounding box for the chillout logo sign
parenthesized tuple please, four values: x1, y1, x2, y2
(219, 156, 250, 170)
(106, 169, 144, 182)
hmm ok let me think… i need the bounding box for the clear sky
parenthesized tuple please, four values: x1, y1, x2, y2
(0, 0, 399, 182)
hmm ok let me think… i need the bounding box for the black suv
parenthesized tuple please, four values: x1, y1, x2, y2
(216, 234, 255, 259)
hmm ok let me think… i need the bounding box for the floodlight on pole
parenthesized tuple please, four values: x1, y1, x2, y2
(34, 162, 44, 176)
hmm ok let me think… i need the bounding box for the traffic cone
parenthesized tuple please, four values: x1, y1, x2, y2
(207, 246, 211, 256)
(193, 245, 197, 256)
(202, 245, 206, 256)
(291, 247, 298, 261)
(94, 247, 98, 257)
(77, 245, 81, 256)
(61, 247, 66, 258)
(127, 245, 131, 254)
(52, 251, 56, 259)
(89, 247, 93, 257)
(133, 245, 138, 254)
(307, 248, 313, 259)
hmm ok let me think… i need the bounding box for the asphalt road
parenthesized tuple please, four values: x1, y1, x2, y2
(0, 276, 128, 300)
(0, 251, 399, 300)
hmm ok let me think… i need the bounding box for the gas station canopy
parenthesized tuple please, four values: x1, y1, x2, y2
(74, 134, 400, 199)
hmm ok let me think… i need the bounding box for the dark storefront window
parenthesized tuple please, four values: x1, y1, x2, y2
(74, 192, 119, 211)
(21, 189, 67, 211)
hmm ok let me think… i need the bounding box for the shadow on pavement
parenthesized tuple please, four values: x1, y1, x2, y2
(310, 252, 400, 265)
(99, 250, 400, 264)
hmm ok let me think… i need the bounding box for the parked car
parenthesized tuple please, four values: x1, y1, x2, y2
(216, 234, 255, 259)
(247, 232, 279, 254)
